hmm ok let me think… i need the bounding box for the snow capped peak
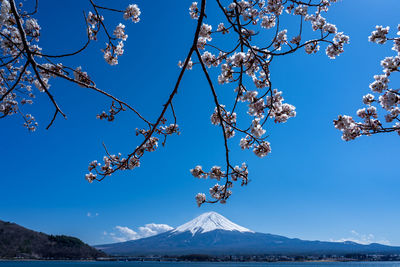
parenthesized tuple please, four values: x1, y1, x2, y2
(172, 212, 254, 235)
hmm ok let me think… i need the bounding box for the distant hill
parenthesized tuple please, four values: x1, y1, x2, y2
(0, 220, 106, 259)
(96, 212, 400, 256)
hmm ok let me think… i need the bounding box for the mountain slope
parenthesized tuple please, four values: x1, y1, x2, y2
(0, 220, 106, 259)
(96, 212, 400, 256)
(97, 229, 400, 256)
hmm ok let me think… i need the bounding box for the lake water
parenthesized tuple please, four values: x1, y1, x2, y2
(1, 262, 400, 267)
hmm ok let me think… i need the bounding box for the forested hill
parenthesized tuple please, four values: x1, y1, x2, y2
(0, 220, 106, 259)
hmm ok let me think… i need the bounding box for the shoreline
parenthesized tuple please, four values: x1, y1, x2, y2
(1, 259, 400, 263)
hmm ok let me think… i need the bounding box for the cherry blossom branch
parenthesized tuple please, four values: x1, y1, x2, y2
(9, 0, 67, 128)
(1, 0, 145, 133)
(1, 0, 352, 207)
(335, 25, 400, 140)
(190, 0, 348, 206)
(86, 0, 207, 182)
(195, 48, 233, 202)
(0, 61, 29, 102)
(36, 65, 152, 126)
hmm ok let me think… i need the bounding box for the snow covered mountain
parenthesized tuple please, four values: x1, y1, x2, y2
(172, 211, 253, 235)
(96, 212, 400, 256)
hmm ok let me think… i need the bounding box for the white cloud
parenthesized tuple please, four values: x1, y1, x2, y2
(330, 230, 390, 245)
(87, 212, 99, 218)
(108, 223, 173, 242)
(115, 226, 138, 241)
(138, 223, 174, 238)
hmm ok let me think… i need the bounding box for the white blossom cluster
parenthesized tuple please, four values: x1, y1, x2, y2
(0, 0, 42, 131)
(185, 0, 345, 206)
(191, 163, 248, 206)
(189, 2, 199, 20)
(335, 25, 400, 140)
(88, 4, 141, 65)
(96, 101, 126, 121)
(178, 57, 193, 70)
(123, 4, 141, 23)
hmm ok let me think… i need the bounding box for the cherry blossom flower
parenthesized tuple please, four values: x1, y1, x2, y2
(189, 2, 199, 20)
(124, 4, 141, 23)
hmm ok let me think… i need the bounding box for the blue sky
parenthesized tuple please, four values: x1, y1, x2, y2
(1, 0, 400, 246)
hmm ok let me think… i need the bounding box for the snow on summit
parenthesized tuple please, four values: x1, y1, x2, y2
(172, 212, 254, 235)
